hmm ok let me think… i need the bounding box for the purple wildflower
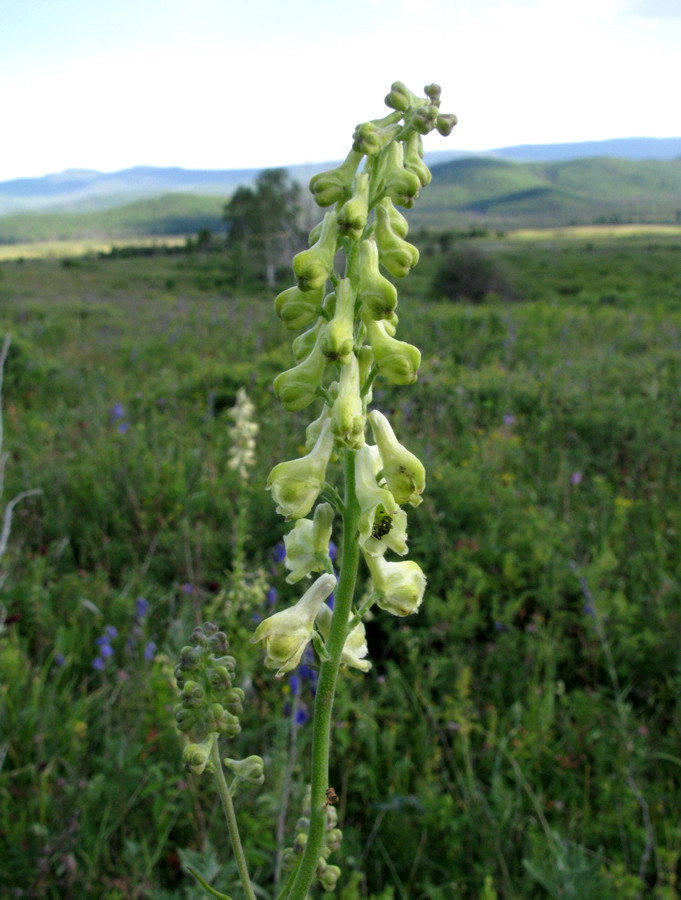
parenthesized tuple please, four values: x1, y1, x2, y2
(92, 657, 106, 671)
(110, 403, 125, 420)
(328, 541, 338, 562)
(143, 641, 157, 661)
(267, 587, 278, 606)
(503, 414, 516, 426)
(105, 625, 118, 638)
(135, 596, 149, 619)
(117, 422, 130, 434)
(272, 542, 286, 564)
(571, 471, 583, 485)
(54, 652, 66, 667)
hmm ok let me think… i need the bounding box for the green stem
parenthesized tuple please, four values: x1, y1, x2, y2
(210, 738, 257, 900)
(286, 448, 361, 900)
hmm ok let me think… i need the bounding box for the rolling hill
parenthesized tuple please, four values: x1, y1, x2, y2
(0, 152, 680, 243)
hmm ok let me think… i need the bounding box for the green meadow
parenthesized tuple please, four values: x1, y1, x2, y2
(0, 231, 680, 899)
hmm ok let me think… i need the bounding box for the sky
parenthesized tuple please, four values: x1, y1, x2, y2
(2, 0, 680, 182)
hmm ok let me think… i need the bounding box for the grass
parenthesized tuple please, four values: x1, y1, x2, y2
(0, 232, 679, 898)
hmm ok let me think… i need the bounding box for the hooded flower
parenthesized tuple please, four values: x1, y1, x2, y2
(316, 604, 371, 673)
(251, 573, 336, 677)
(267, 420, 334, 520)
(364, 553, 426, 616)
(283, 502, 335, 584)
(368, 409, 425, 506)
(354, 445, 408, 557)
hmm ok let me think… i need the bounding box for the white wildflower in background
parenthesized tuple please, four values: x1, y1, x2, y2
(227, 388, 258, 481)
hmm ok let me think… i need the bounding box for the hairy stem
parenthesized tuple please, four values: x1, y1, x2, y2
(286, 448, 361, 900)
(210, 738, 257, 900)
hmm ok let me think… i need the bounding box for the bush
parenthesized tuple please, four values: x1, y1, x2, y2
(431, 246, 517, 303)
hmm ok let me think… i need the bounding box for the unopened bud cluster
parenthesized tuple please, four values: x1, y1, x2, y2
(257, 83, 456, 676)
(174, 623, 264, 786)
(281, 787, 343, 892)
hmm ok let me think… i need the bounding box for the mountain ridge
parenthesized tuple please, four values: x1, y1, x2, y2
(1, 137, 680, 218)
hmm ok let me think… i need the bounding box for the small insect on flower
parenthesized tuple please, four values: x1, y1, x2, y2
(324, 787, 339, 807)
(371, 506, 393, 540)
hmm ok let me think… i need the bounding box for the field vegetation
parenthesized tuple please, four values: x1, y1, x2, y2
(0, 230, 680, 898)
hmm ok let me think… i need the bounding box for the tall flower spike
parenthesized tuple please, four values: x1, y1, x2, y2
(364, 552, 427, 616)
(251, 573, 336, 676)
(266, 419, 335, 520)
(368, 409, 425, 506)
(354, 444, 408, 557)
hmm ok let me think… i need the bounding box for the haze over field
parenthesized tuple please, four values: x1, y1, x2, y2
(3, 0, 680, 182)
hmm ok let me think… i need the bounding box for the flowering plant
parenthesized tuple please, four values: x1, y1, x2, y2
(174, 82, 456, 900)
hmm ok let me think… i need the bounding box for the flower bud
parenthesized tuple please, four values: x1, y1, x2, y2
(337, 172, 370, 241)
(292, 318, 324, 363)
(322, 278, 355, 365)
(424, 83, 441, 105)
(331, 351, 365, 449)
(174, 704, 198, 733)
(209, 702, 241, 737)
(223, 755, 265, 785)
(316, 857, 328, 877)
(354, 445, 408, 557)
(267, 419, 335, 520)
(384, 80, 423, 112)
(251, 573, 337, 676)
(281, 848, 299, 871)
(436, 112, 458, 136)
(364, 553, 426, 616)
(368, 410, 425, 506)
(364, 317, 421, 385)
(181, 681, 205, 708)
(310, 150, 363, 207)
(352, 112, 402, 156)
(383, 141, 421, 208)
(316, 603, 371, 673)
(207, 665, 233, 692)
(320, 865, 341, 892)
(379, 196, 409, 239)
(374, 199, 420, 279)
(357, 239, 398, 320)
(326, 828, 343, 852)
(224, 686, 245, 716)
(275, 284, 325, 331)
(293, 211, 339, 292)
(273, 325, 329, 412)
(305, 401, 332, 453)
(402, 131, 432, 187)
(182, 739, 213, 776)
(325, 804, 338, 828)
(284, 502, 334, 584)
(411, 104, 439, 135)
